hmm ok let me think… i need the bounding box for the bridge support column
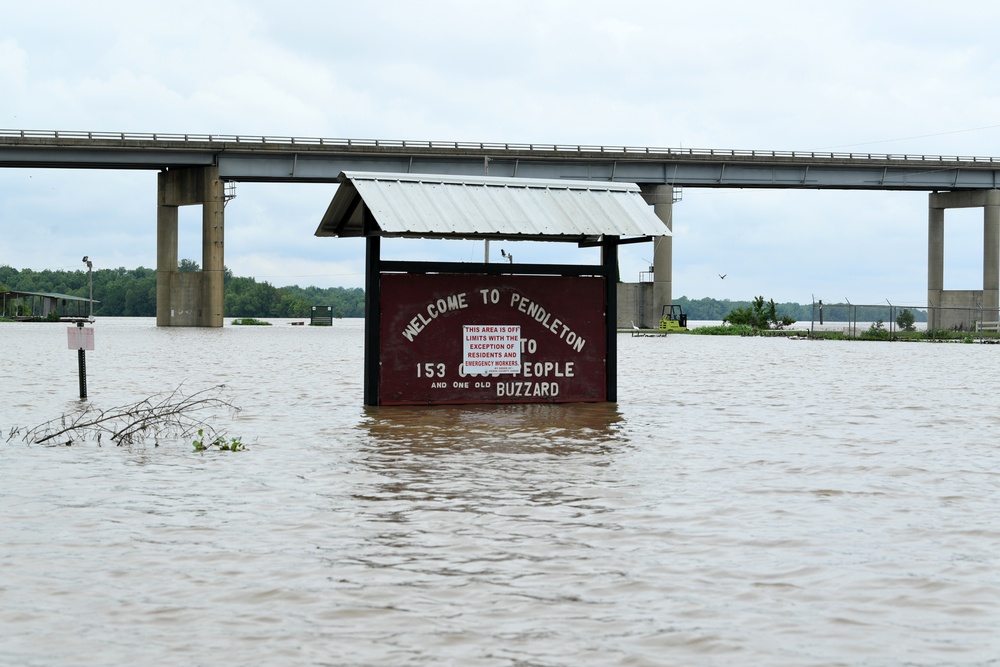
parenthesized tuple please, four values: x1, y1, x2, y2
(927, 201, 944, 332)
(156, 166, 225, 327)
(640, 185, 673, 322)
(927, 189, 1000, 331)
(987, 196, 1000, 329)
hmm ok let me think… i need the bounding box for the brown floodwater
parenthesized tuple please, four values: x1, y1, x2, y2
(1, 318, 998, 666)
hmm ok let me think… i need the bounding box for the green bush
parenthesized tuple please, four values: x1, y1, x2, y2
(690, 324, 755, 336)
(723, 296, 796, 330)
(924, 329, 967, 340)
(860, 319, 890, 340)
(808, 330, 847, 340)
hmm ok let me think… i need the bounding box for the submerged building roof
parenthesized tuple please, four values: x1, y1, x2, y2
(1, 290, 95, 302)
(315, 172, 670, 243)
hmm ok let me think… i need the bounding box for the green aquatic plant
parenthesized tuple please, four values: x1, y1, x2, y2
(192, 429, 246, 452)
(231, 318, 271, 326)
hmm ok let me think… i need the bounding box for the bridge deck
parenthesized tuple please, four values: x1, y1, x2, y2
(1, 129, 999, 191)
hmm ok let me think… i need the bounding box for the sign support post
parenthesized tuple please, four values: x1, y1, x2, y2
(602, 236, 619, 402)
(78, 345, 87, 399)
(68, 321, 95, 399)
(364, 235, 382, 406)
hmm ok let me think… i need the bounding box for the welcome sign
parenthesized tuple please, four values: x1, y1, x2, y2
(378, 273, 607, 405)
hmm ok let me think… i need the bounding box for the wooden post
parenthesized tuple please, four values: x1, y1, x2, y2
(602, 236, 619, 402)
(364, 234, 382, 406)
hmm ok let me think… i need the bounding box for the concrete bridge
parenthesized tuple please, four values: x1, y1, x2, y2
(4, 129, 1000, 329)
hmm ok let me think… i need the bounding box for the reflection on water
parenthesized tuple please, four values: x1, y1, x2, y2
(361, 402, 623, 455)
(2, 318, 999, 666)
(355, 404, 626, 528)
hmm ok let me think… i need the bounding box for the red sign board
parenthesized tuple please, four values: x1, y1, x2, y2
(379, 273, 606, 405)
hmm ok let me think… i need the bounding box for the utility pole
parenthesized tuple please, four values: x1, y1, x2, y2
(75, 256, 95, 398)
(82, 256, 93, 321)
(484, 157, 491, 263)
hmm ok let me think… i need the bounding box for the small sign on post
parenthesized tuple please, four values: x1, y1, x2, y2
(67, 326, 95, 351)
(68, 324, 94, 399)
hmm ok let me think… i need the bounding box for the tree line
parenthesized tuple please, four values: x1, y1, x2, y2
(0, 263, 365, 318)
(674, 296, 927, 323)
(0, 262, 926, 322)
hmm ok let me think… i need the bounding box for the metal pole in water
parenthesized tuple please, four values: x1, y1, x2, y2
(82, 256, 94, 322)
(76, 321, 87, 399)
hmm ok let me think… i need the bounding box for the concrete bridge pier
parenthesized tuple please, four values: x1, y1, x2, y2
(156, 166, 225, 327)
(927, 189, 1000, 331)
(640, 185, 673, 323)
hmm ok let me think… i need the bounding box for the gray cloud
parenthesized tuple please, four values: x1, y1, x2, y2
(3, 0, 1000, 304)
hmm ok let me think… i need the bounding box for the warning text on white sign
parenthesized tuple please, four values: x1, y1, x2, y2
(463, 324, 521, 374)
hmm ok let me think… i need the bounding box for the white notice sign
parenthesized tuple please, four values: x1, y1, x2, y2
(463, 324, 521, 374)
(67, 326, 95, 351)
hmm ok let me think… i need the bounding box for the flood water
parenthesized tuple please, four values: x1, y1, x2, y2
(2, 318, 998, 666)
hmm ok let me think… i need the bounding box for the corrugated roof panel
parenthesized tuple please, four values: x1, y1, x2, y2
(483, 185, 528, 232)
(491, 184, 552, 236)
(589, 188, 660, 236)
(451, 183, 504, 235)
(316, 172, 670, 240)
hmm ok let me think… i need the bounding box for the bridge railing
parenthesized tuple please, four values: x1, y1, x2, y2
(1, 128, 999, 164)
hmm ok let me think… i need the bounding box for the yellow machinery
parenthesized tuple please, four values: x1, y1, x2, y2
(658, 304, 688, 332)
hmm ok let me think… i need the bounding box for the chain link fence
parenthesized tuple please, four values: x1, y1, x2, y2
(810, 300, 1000, 340)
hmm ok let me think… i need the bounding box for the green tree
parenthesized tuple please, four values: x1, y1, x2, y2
(224, 276, 282, 317)
(723, 296, 796, 330)
(674, 295, 814, 322)
(896, 308, 916, 332)
(1, 264, 371, 319)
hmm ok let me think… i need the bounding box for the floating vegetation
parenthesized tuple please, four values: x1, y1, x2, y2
(192, 429, 246, 452)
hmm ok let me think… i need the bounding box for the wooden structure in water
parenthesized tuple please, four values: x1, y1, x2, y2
(0, 290, 95, 321)
(315, 172, 670, 406)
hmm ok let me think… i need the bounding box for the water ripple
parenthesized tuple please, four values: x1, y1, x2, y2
(1, 320, 999, 665)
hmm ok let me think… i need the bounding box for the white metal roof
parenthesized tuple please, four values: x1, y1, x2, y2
(315, 172, 670, 242)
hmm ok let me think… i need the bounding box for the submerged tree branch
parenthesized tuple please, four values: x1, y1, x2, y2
(12, 384, 241, 447)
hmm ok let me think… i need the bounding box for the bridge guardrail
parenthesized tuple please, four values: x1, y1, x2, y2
(1, 128, 999, 164)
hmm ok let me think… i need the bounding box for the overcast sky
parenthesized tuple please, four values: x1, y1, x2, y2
(3, 0, 1000, 305)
